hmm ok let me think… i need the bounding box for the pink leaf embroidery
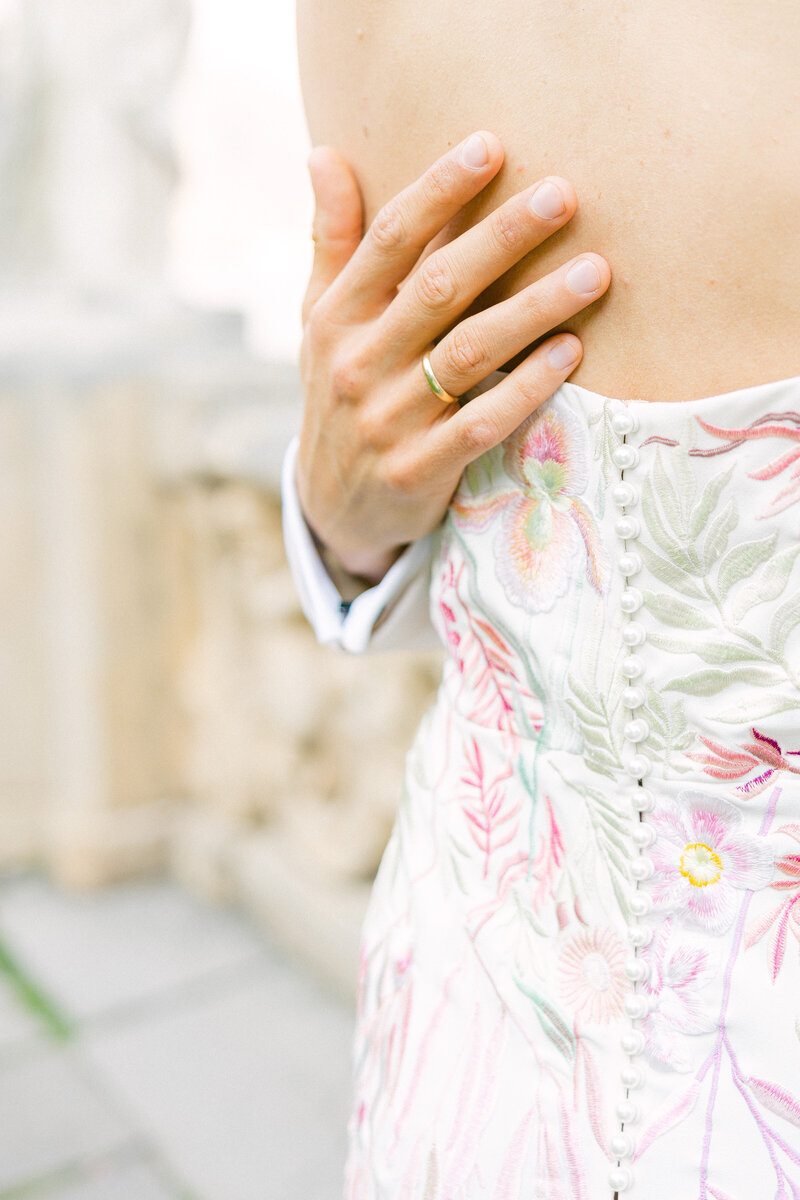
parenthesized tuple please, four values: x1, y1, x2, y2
(745, 898, 788, 950)
(460, 739, 519, 879)
(575, 1040, 609, 1156)
(634, 1078, 702, 1159)
(747, 1077, 800, 1129)
(770, 903, 791, 981)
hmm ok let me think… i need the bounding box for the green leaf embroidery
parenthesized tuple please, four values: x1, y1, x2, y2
(647, 630, 766, 666)
(463, 452, 496, 495)
(688, 466, 734, 539)
(770, 589, 800, 657)
(643, 591, 715, 630)
(645, 688, 670, 734)
(732, 546, 800, 622)
(515, 979, 576, 1061)
(664, 665, 782, 696)
(716, 693, 800, 723)
(567, 698, 608, 729)
(581, 724, 616, 750)
(717, 532, 779, 600)
(652, 449, 685, 534)
(584, 749, 621, 778)
(641, 474, 682, 554)
(641, 475, 699, 573)
(637, 542, 707, 600)
(703, 500, 738, 571)
(568, 674, 603, 716)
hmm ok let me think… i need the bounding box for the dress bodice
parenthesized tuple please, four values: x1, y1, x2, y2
(432, 376, 800, 784)
(347, 375, 800, 1200)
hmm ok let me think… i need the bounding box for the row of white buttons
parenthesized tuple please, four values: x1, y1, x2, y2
(610, 408, 649, 1195)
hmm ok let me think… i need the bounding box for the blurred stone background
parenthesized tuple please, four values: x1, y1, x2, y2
(0, 0, 441, 992)
(0, 2, 440, 1196)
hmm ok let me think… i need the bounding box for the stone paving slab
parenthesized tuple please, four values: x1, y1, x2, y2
(85, 961, 354, 1200)
(0, 873, 355, 1200)
(0, 1045, 134, 1193)
(0, 876, 266, 1022)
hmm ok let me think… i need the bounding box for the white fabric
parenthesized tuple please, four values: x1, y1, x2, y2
(280, 436, 437, 652)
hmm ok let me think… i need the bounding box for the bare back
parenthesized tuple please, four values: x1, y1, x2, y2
(297, 0, 800, 403)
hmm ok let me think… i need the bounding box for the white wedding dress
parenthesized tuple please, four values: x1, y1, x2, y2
(284, 373, 800, 1199)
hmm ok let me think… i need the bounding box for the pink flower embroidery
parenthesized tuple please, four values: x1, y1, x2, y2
(451, 399, 604, 613)
(687, 727, 800, 797)
(640, 920, 717, 1071)
(557, 927, 628, 1024)
(647, 791, 774, 934)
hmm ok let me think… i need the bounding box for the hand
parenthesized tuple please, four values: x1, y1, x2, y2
(296, 131, 611, 585)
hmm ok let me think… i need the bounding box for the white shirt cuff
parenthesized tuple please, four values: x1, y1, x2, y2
(280, 437, 435, 653)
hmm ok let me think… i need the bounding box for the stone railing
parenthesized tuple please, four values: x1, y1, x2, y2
(0, 300, 441, 999)
(0, 0, 442, 1001)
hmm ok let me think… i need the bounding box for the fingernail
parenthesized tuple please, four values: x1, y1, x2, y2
(548, 338, 580, 369)
(460, 134, 490, 170)
(566, 258, 602, 295)
(530, 181, 565, 220)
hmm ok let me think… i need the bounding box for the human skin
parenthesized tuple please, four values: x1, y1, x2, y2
(294, 0, 800, 581)
(298, 138, 610, 583)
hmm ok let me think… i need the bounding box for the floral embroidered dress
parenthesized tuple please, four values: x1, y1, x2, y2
(344, 375, 800, 1200)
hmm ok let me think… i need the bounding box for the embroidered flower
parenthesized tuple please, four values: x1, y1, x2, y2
(640, 920, 717, 1071)
(648, 791, 774, 934)
(451, 398, 604, 613)
(557, 927, 628, 1024)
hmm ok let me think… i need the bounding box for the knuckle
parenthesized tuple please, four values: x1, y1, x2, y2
(383, 454, 419, 495)
(447, 324, 490, 376)
(330, 352, 365, 403)
(517, 287, 549, 327)
(304, 300, 331, 345)
(415, 256, 458, 311)
(369, 202, 406, 252)
(357, 406, 389, 453)
(420, 158, 454, 206)
(457, 412, 503, 458)
(489, 207, 524, 254)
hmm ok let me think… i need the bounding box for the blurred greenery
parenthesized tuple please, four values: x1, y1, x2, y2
(0, 939, 72, 1042)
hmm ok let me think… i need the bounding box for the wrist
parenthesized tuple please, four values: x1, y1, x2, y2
(294, 463, 404, 589)
(311, 529, 404, 595)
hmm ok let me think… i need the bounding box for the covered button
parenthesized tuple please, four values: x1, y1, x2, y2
(612, 481, 638, 508)
(615, 515, 641, 540)
(629, 892, 654, 917)
(618, 551, 643, 577)
(612, 445, 640, 471)
(624, 717, 650, 742)
(611, 410, 640, 436)
(608, 1166, 634, 1190)
(620, 587, 644, 614)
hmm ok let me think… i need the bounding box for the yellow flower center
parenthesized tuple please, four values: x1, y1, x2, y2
(680, 842, 723, 887)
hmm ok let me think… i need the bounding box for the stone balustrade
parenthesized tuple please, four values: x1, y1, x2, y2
(0, 0, 442, 1000)
(0, 299, 441, 998)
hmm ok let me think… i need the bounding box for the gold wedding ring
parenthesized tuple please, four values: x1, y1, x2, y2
(422, 354, 459, 405)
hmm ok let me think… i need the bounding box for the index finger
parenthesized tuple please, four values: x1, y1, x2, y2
(324, 132, 504, 322)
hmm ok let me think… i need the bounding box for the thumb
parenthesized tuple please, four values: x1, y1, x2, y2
(302, 146, 363, 321)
